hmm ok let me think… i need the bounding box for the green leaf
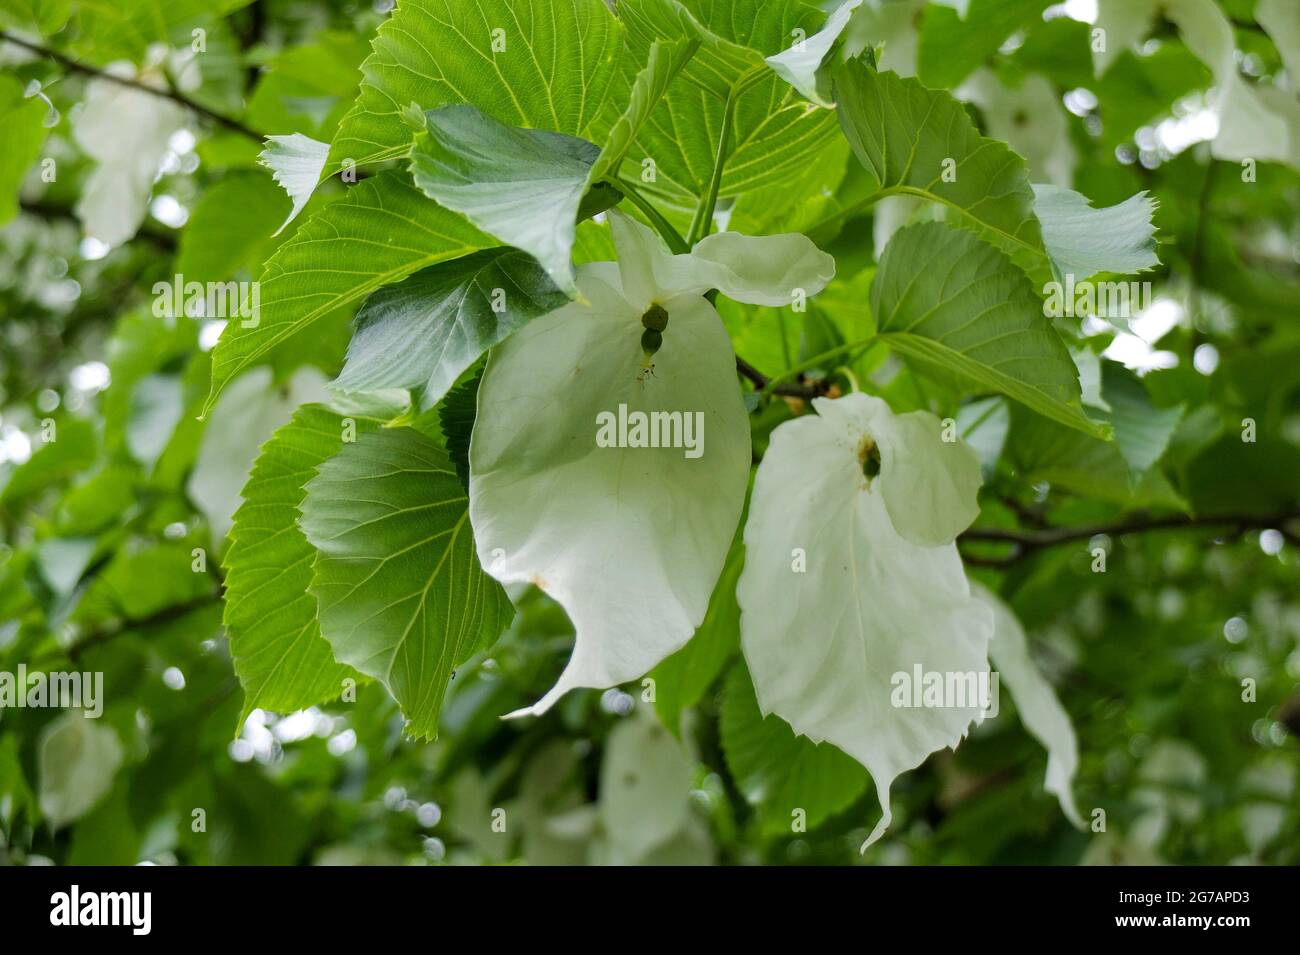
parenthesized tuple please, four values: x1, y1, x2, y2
(1033, 184, 1160, 283)
(328, 0, 623, 172)
(615, 0, 841, 212)
(300, 428, 513, 740)
(0, 74, 48, 227)
(245, 29, 373, 142)
(587, 35, 701, 184)
(871, 222, 1102, 437)
(720, 663, 869, 836)
(437, 369, 482, 492)
(335, 246, 567, 411)
(68, 783, 139, 865)
(72, 542, 215, 624)
(68, 0, 237, 65)
(0, 0, 71, 35)
(408, 106, 616, 294)
(126, 373, 184, 472)
(1007, 403, 1186, 509)
(103, 310, 197, 453)
(38, 712, 123, 830)
(650, 528, 744, 733)
(58, 466, 137, 535)
(176, 172, 290, 284)
(956, 395, 1010, 475)
(917, 0, 1049, 90)
(1096, 361, 1183, 476)
(225, 405, 367, 728)
(832, 61, 1044, 256)
(203, 171, 492, 415)
(0, 418, 98, 505)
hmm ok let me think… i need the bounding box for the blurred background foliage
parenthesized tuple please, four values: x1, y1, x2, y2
(0, 0, 1297, 865)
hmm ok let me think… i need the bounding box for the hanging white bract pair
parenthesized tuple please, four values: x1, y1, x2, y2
(467, 210, 1080, 848)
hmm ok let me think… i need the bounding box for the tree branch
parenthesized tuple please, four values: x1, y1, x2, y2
(29, 590, 223, 668)
(958, 511, 1300, 567)
(19, 197, 178, 251)
(735, 356, 832, 400)
(0, 30, 264, 143)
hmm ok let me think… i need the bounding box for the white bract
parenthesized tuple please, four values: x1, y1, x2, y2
(736, 392, 991, 850)
(470, 210, 833, 717)
(973, 583, 1084, 828)
(1094, 0, 1299, 168)
(73, 64, 186, 247)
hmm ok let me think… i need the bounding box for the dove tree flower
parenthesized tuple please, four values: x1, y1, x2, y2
(737, 393, 993, 849)
(469, 211, 834, 717)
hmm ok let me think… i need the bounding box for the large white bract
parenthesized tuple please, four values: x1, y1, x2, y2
(469, 211, 833, 717)
(737, 392, 991, 849)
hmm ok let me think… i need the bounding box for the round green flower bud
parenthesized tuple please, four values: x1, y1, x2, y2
(641, 304, 669, 332)
(641, 328, 663, 355)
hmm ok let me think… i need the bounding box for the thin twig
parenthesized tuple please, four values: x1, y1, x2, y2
(0, 30, 264, 142)
(29, 590, 222, 668)
(735, 356, 830, 400)
(959, 511, 1300, 567)
(19, 197, 178, 251)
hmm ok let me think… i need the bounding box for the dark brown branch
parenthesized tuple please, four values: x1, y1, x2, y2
(959, 511, 1300, 567)
(0, 30, 264, 143)
(735, 356, 832, 400)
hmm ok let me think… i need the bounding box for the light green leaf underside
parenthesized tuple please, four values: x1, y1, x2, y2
(408, 105, 606, 294)
(260, 133, 330, 237)
(333, 247, 568, 411)
(833, 61, 1044, 256)
(615, 0, 841, 211)
(1032, 184, 1159, 283)
(871, 222, 1102, 437)
(125, 372, 184, 472)
(720, 663, 869, 836)
(1097, 360, 1183, 475)
(1007, 402, 1186, 508)
(327, 0, 623, 172)
(203, 171, 492, 416)
(224, 404, 366, 728)
(300, 428, 513, 740)
(1009, 361, 1185, 507)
